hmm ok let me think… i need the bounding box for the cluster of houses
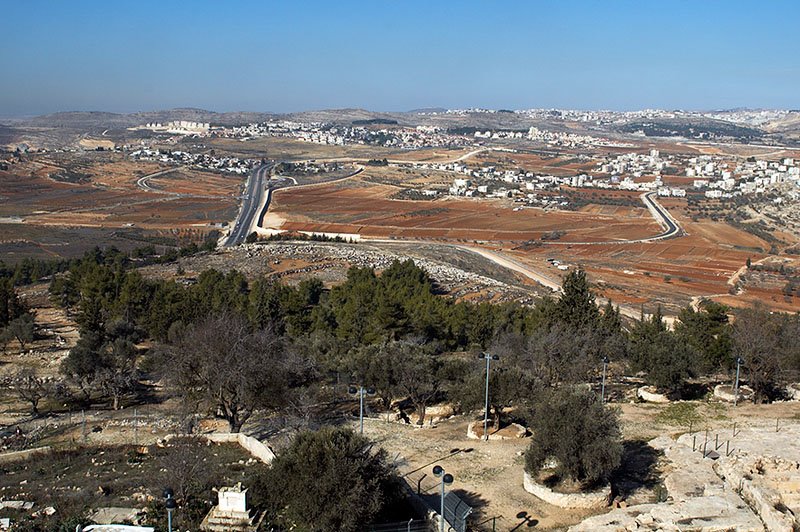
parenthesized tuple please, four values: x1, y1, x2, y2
(689, 156, 800, 199)
(597, 149, 668, 176)
(394, 145, 800, 211)
(129, 147, 253, 174)
(129, 121, 212, 135)
(526, 127, 634, 148)
(219, 121, 470, 150)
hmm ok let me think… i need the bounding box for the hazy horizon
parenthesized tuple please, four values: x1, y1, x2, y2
(2, 0, 799, 117)
(4, 104, 800, 122)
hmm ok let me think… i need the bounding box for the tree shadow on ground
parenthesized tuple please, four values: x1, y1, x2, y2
(611, 439, 663, 500)
(679, 382, 711, 401)
(451, 488, 489, 513)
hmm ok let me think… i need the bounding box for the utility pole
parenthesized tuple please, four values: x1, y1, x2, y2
(733, 357, 743, 407)
(478, 353, 499, 441)
(433, 465, 454, 532)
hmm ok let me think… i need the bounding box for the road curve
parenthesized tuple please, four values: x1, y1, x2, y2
(539, 192, 683, 246)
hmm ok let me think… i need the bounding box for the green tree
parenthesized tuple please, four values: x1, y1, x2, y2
(0, 279, 27, 327)
(345, 342, 398, 410)
(258, 427, 401, 532)
(60, 330, 106, 403)
(525, 388, 622, 488)
(556, 269, 599, 329)
(674, 302, 732, 373)
(630, 308, 694, 393)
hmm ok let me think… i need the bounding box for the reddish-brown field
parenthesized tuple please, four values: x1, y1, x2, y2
(269, 175, 800, 311)
(269, 179, 661, 242)
(0, 156, 240, 260)
(504, 204, 789, 311)
(0, 157, 240, 231)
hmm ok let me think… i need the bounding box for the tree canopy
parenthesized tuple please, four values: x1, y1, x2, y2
(525, 388, 622, 488)
(257, 427, 401, 532)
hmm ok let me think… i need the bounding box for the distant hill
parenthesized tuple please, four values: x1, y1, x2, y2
(23, 108, 279, 129)
(407, 107, 447, 114)
(285, 108, 412, 125)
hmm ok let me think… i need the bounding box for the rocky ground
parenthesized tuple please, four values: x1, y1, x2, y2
(139, 241, 541, 304)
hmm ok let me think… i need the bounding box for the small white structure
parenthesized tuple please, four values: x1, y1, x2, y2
(200, 483, 261, 531)
(219, 485, 248, 514)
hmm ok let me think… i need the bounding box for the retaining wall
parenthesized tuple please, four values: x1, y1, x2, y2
(523, 471, 610, 509)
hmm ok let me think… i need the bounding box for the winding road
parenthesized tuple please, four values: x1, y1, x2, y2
(231, 149, 685, 324)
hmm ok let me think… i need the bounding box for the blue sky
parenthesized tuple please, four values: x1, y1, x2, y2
(1, 0, 798, 116)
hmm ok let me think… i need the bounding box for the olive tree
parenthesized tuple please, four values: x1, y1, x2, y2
(525, 388, 622, 488)
(167, 313, 308, 432)
(258, 427, 401, 532)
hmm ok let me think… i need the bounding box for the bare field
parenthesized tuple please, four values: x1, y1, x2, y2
(269, 178, 662, 242)
(264, 177, 800, 310)
(503, 208, 789, 311)
(0, 157, 240, 251)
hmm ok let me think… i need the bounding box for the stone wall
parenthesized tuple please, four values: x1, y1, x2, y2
(201, 433, 276, 464)
(0, 446, 52, 465)
(522, 471, 610, 509)
(637, 386, 670, 403)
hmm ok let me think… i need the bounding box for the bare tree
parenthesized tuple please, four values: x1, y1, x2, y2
(731, 305, 786, 403)
(168, 313, 302, 432)
(393, 343, 442, 425)
(7, 314, 34, 352)
(13, 368, 49, 416)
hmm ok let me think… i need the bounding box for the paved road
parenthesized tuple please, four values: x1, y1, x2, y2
(136, 168, 180, 194)
(640, 191, 682, 240)
(224, 162, 274, 246)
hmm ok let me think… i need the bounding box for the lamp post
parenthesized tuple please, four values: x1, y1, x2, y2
(733, 357, 743, 407)
(432, 465, 454, 532)
(163, 488, 176, 532)
(349, 385, 375, 434)
(600, 356, 610, 403)
(478, 353, 499, 441)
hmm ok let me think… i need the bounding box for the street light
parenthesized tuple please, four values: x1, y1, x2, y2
(733, 357, 744, 407)
(600, 356, 610, 403)
(349, 385, 375, 434)
(163, 488, 176, 532)
(478, 353, 500, 441)
(433, 465, 454, 532)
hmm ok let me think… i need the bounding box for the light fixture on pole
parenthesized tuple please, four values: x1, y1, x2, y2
(163, 488, 176, 532)
(349, 385, 375, 434)
(601, 356, 610, 403)
(733, 357, 743, 407)
(432, 465, 454, 532)
(478, 353, 499, 441)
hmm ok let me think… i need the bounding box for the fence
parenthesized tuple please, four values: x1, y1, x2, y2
(368, 519, 430, 532)
(401, 466, 472, 532)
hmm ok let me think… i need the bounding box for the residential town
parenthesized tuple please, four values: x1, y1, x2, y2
(219, 120, 471, 149)
(129, 147, 255, 174)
